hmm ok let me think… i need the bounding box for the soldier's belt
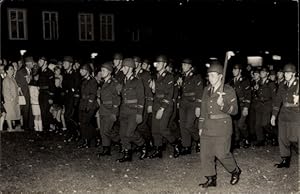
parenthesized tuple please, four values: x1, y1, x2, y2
(39, 86, 49, 90)
(156, 94, 164, 98)
(208, 114, 230, 119)
(183, 92, 195, 97)
(124, 99, 138, 104)
(283, 102, 299, 108)
(146, 97, 153, 101)
(102, 100, 113, 105)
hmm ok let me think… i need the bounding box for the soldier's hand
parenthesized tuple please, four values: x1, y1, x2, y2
(293, 94, 299, 105)
(270, 115, 276, 126)
(216, 92, 225, 107)
(195, 107, 201, 118)
(198, 129, 203, 137)
(242, 107, 248, 117)
(155, 108, 164, 120)
(48, 99, 53, 105)
(136, 114, 143, 124)
(147, 105, 152, 113)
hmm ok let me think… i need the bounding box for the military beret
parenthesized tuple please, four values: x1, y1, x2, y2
(101, 61, 113, 72)
(143, 59, 150, 64)
(63, 56, 73, 63)
(233, 63, 242, 69)
(260, 66, 269, 72)
(39, 56, 47, 61)
(283, 63, 296, 73)
(122, 58, 135, 68)
(24, 56, 34, 63)
(182, 58, 192, 65)
(113, 53, 123, 60)
(208, 60, 223, 74)
(49, 59, 58, 65)
(155, 55, 168, 63)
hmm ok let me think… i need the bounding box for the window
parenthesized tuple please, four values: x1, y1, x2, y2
(8, 9, 27, 40)
(100, 14, 114, 41)
(78, 13, 94, 41)
(42, 11, 59, 40)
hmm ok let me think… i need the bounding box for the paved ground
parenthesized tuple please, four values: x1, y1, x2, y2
(0, 131, 299, 193)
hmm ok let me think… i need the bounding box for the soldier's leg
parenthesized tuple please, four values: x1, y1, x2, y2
(200, 135, 216, 176)
(255, 111, 264, 145)
(238, 115, 250, 148)
(179, 106, 189, 147)
(126, 114, 145, 147)
(278, 120, 291, 157)
(152, 108, 163, 147)
(119, 114, 130, 150)
(160, 106, 176, 144)
(215, 136, 239, 173)
(184, 106, 197, 147)
(248, 104, 257, 142)
(100, 115, 112, 147)
(232, 118, 240, 148)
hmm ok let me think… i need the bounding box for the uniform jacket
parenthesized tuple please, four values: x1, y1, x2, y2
(120, 74, 144, 115)
(256, 78, 277, 112)
(199, 84, 238, 137)
(180, 71, 203, 108)
(153, 71, 174, 109)
(136, 69, 153, 107)
(99, 77, 121, 116)
(273, 78, 299, 122)
(229, 76, 251, 109)
(15, 67, 31, 102)
(79, 76, 98, 111)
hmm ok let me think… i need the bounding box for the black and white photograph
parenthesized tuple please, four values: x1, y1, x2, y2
(0, 0, 299, 193)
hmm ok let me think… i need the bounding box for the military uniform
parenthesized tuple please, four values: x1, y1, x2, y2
(78, 75, 98, 146)
(273, 78, 299, 161)
(248, 77, 260, 141)
(229, 75, 251, 147)
(255, 78, 277, 144)
(179, 71, 203, 150)
(99, 77, 121, 148)
(135, 69, 153, 143)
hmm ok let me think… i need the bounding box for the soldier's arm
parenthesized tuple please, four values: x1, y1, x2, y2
(145, 73, 154, 107)
(242, 79, 251, 109)
(87, 79, 98, 106)
(220, 86, 238, 116)
(112, 82, 121, 115)
(272, 84, 284, 118)
(136, 79, 145, 115)
(199, 88, 208, 129)
(195, 75, 204, 108)
(161, 74, 174, 109)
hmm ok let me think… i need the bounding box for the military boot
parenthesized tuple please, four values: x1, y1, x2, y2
(195, 140, 201, 153)
(139, 143, 148, 160)
(198, 175, 217, 188)
(77, 139, 90, 149)
(180, 147, 191, 155)
(117, 149, 132, 163)
(97, 146, 111, 157)
(274, 157, 291, 168)
(148, 146, 163, 159)
(230, 167, 241, 185)
(171, 140, 181, 158)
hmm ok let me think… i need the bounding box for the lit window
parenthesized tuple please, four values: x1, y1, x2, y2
(8, 9, 27, 40)
(42, 11, 59, 40)
(78, 13, 94, 41)
(100, 14, 114, 41)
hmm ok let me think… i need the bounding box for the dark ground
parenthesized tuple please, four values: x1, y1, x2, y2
(0, 131, 299, 193)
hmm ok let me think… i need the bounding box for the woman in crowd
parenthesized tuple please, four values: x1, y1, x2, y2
(2, 64, 21, 131)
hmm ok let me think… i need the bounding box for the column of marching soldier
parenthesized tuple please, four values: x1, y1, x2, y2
(0, 53, 298, 187)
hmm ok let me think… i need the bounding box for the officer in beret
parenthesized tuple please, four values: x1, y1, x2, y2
(271, 63, 299, 168)
(179, 58, 203, 155)
(198, 61, 241, 188)
(117, 58, 148, 162)
(96, 62, 122, 157)
(148, 55, 181, 159)
(229, 63, 251, 149)
(77, 64, 99, 148)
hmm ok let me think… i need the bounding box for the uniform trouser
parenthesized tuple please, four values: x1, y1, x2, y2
(152, 104, 176, 146)
(136, 102, 152, 141)
(255, 104, 272, 141)
(39, 91, 51, 130)
(200, 135, 238, 176)
(79, 109, 96, 140)
(248, 102, 257, 140)
(100, 114, 119, 146)
(120, 112, 145, 150)
(233, 114, 248, 141)
(179, 103, 199, 147)
(169, 100, 181, 139)
(64, 94, 77, 135)
(278, 120, 300, 157)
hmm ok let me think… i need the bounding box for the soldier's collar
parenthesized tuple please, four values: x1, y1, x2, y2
(159, 70, 167, 77)
(185, 70, 193, 77)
